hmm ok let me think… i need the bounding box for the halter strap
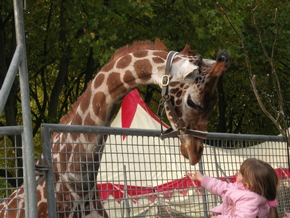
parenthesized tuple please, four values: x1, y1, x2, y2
(161, 51, 179, 96)
(158, 51, 185, 139)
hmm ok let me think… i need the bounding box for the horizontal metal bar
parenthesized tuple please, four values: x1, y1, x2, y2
(0, 126, 23, 136)
(41, 123, 162, 137)
(41, 124, 286, 142)
(186, 130, 286, 142)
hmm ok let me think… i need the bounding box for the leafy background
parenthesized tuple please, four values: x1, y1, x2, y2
(0, 0, 289, 153)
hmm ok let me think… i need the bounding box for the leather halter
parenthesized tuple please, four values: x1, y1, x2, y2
(157, 51, 209, 140)
(158, 51, 185, 139)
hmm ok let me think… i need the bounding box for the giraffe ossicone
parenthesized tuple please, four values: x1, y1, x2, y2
(0, 38, 230, 217)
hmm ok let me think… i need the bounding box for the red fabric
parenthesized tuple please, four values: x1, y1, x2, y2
(121, 89, 169, 139)
(97, 176, 201, 203)
(275, 168, 290, 179)
(97, 168, 290, 203)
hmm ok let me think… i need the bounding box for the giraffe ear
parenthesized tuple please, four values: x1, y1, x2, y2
(180, 45, 195, 56)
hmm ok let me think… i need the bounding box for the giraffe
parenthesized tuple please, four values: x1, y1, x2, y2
(0, 38, 230, 217)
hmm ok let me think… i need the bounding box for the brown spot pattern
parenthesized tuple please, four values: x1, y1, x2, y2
(94, 73, 105, 89)
(176, 90, 183, 98)
(116, 55, 132, 69)
(152, 57, 164, 64)
(92, 92, 107, 121)
(133, 50, 148, 58)
(134, 59, 152, 82)
(84, 114, 97, 142)
(176, 99, 182, 106)
(107, 72, 127, 99)
(152, 51, 167, 59)
(170, 81, 179, 87)
(71, 113, 82, 126)
(84, 114, 95, 126)
(170, 88, 179, 94)
(107, 72, 121, 92)
(101, 62, 114, 72)
(80, 88, 92, 113)
(124, 70, 136, 86)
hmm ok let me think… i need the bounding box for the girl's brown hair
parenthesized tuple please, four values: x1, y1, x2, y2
(240, 158, 279, 218)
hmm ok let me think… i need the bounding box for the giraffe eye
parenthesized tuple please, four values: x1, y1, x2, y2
(184, 69, 199, 80)
(187, 97, 203, 112)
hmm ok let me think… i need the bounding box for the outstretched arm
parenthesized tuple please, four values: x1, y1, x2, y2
(187, 171, 232, 197)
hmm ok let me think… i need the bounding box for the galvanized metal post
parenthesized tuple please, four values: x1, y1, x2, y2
(41, 124, 57, 218)
(41, 125, 56, 217)
(13, 0, 37, 217)
(198, 160, 209, 218)
(123, 165, 131, 218)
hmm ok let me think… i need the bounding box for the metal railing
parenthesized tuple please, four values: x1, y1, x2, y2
(41, 124, 288, 218)
(0, 0, 37, 217)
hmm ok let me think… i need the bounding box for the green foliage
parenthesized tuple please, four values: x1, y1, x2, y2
(0, 0, 289, 155)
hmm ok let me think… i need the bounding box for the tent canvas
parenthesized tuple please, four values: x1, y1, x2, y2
(96, 89, 289, 217)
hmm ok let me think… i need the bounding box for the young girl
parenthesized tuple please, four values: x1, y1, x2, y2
(187, 158, 279, 218)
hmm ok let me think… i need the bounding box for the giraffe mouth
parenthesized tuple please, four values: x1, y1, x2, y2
(187, 97, 203, 112)
(180, 135, 204, 165)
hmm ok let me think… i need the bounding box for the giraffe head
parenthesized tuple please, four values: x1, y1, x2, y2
(163, 45, 230, 165)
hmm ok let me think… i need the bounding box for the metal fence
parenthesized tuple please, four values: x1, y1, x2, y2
(41, 124, 289, 218)
(0, 0, 37, 217)
(0, 126, 24, 200)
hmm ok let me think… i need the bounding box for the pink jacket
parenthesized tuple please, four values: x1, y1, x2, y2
(201, 176, 270, 218)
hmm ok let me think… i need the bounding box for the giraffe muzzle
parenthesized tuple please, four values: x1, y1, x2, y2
(180, 135, 204, 165)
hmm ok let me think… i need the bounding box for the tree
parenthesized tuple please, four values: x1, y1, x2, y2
(215, 1, 289, 138)
(0, 0, 289, 158)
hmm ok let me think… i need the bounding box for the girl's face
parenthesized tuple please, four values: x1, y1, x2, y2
(236, 171, 250, 189)
(236, 171, 243, 183)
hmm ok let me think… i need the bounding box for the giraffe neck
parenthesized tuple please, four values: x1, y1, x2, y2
(60, 49, 168, 127)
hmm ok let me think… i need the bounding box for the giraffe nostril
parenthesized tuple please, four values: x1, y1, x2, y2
(198, 145, 204, 156)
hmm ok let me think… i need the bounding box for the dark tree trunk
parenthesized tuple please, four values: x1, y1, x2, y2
(216, 76, 227, 133)
(47, 0, 71, 122)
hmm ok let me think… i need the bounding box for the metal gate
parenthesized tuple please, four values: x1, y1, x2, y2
(41, 124, 289, 217)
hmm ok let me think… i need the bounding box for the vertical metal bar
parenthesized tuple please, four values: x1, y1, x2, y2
(212, 140, 221, 208)
(13, 0, 37, 217)
(212, 142, 220, 178)
(123, 165, 131, 218)
(41, 125, 57, 218)
(286, 129, 290, 171)
(199, 160, 209, 218)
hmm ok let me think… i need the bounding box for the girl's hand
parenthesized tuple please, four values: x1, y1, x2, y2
(186, 171, 203, 182)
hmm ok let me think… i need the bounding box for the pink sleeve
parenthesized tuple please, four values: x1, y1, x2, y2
(201, 176, 232, 197)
